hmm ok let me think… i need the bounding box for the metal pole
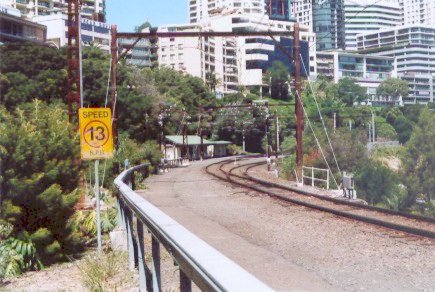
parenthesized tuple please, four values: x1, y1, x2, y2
(349, 120, 352, 131)
(199, 113, 204, 160)
(242, 129, 246, 153)
(372, 111, 375, 143)
(78, 2, 83, 108)
(94, 160, 102, 254)
(294, 23, 303, 177)
(110, 25, 118, 143)
(274, 109, 279, 159)
(333, 112, 336, 133)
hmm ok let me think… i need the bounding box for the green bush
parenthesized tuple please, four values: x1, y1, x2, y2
(355, 160, 399, 205)
(280, 154, 296, 179)
(0, 101, 82, 268)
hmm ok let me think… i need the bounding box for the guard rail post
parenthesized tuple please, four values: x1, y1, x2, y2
(114, 163, 273, 292)
(151, 236, 162, 291)
(136, 218, 147, 291)
(125, 203, 137, 270)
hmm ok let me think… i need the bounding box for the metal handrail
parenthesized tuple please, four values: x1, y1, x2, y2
(114, 163, 272, 292)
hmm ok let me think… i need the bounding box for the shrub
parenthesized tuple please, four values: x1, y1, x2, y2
(0, 101, 82, 268)
(355, 160, 399, 205)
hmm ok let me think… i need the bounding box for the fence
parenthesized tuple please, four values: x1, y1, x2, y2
(163, 158, 183, 168)
(302, 166, 330, 190)
(114, 163, 272, 292)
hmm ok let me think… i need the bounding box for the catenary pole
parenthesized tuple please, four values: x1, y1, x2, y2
(293, 23, 303, 178)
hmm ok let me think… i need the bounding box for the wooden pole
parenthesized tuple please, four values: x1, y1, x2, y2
(294, 23, 303, 177)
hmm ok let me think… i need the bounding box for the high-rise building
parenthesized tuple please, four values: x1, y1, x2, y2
(399, 0, 435, 27)
(265, 0, 294, 21)
(0, 0, 105, 21)
(291, 0, 312, 28)
(312, 0, 345, 51)
(188, 0, 265, 24)
(357, 25, 435, 104)
(316, 51, 396, 103)
(344, 0, 401, 50)
(33, 14, 110, 51)
(160, 12, 316, 94)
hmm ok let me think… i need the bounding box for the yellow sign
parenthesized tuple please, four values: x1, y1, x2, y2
(79, 108, 114, 160)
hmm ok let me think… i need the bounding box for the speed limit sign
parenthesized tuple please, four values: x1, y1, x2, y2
(79, 108, 114, 160)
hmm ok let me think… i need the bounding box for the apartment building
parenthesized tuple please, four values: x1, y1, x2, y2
(0, 0, 105, 20)
(188, 0, 265, 23)
(316, 51, 395, 102)
(33, 13, 110, 51)
(0, 4, 46, 43)
(344, 0, 402, 50)
(399, 0, 435, 27)
(291, 0, 312, 28)
(160, 12, 315, 95)
(357, 25, 435, 103)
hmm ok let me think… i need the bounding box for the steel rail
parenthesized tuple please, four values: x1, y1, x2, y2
(205, 159, 435, 239)
(243, 162, 435, 224)
(114, 163, 272, 292)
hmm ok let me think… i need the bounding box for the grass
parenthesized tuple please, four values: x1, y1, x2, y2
(77, 251, 135, 291)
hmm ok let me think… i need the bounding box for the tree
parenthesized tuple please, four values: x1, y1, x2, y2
(355, 160, 399, 205)
(135, 21, 151, 32)
(376, 78, 408, 100)
(205, 72, 219, 92)
(393, 116, 413, 144)
(0, 44, 67, 109)
(375, 116, 397, 140)
(0, 101, 82, 266)
(265, 61, 290, 100)
(401, 108, 435, 208)
(335, 78, 366, 106)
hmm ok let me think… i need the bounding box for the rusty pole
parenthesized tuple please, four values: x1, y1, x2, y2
(67, 0, 81, 120)
(294, 23, 303, 178)
(110, 25, 118, 143)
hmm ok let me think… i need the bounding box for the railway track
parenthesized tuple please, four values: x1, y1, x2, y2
(205, 157, 435, 239)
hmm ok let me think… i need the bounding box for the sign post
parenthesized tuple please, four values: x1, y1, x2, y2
(79, 108, 114, 254)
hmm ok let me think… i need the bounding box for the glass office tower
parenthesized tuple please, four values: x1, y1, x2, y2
(313, 0, 345, 51)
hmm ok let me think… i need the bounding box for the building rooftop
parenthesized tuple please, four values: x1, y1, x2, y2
(165, 135, 232, 146)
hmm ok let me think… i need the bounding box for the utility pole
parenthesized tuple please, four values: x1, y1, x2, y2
(182, 122, 189, 160)
(265, 104, 271, 170)
(158, 104, 165, 158)
(110, 25, 118, 143)
(294, 23, 303, 178)
(199, 112, 204, 160)
(67, 0, 81, 120)
(333, 112, 337, 133)
(274, 109, 279, 159)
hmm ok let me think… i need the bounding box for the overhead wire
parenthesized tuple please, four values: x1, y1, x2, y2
(299, 53, 342, 175)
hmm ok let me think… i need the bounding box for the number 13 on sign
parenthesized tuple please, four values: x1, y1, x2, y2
(79, 108, 114, 160)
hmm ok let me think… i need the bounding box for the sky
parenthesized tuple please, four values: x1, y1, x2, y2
(106, 0, 188, 32)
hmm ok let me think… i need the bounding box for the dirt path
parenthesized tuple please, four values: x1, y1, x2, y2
(139, 158, 435, 291)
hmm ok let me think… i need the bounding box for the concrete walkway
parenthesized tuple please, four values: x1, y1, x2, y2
(139, 158, 435, 291)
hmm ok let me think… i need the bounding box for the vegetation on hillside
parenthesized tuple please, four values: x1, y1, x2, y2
(0, 41, 434, 279)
